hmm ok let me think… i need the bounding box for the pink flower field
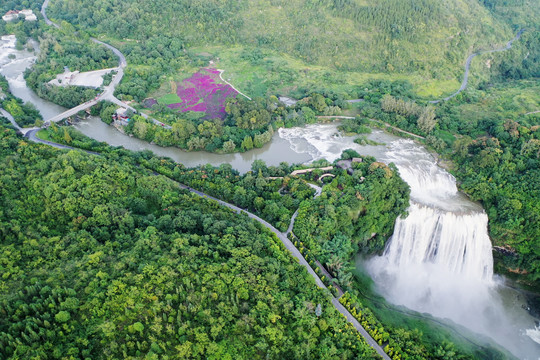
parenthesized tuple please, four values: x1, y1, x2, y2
(162, 68, 238, 118)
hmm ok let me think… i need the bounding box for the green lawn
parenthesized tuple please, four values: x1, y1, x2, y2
(157, 93, 182, 105)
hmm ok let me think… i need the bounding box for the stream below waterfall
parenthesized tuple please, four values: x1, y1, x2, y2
(2, 34, 539, 359)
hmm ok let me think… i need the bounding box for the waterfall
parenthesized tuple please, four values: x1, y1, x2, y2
(366, 139, 539, 359)
(384, 202, 493, 281)
(278, 124, 539, 358)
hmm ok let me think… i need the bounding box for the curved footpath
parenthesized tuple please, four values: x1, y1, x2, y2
(40, 1, 171, 129)
(430, 29, 525, 104)
(22, 131, 390, 359)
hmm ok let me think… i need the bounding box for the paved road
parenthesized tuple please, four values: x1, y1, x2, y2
(430, 29, 525, 104)
(25, 128, 100, 155)
(0, 108, 40, 135)
(40, 1, 171, 129)
(22, 129, 389, 359)
(41, 0, 59, 29)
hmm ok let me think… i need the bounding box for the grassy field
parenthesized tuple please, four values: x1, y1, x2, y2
(186, 45, 463, 100)
(157, 93, 182, 106)
(36, 129, 53, 141)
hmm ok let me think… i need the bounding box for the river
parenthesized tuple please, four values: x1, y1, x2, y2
(1, 34, 539, 359)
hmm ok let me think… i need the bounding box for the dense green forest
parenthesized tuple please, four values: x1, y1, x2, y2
(0, 125, 385, 359)
(19, 123, 512, 358)
(46, 0, 509, 76)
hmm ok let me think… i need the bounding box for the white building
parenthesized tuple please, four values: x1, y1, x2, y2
(19, 9, 33, 16)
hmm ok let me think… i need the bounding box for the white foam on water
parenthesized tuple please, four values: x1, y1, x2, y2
(367, 140, 540, 359)
(526, 326, 540, 346)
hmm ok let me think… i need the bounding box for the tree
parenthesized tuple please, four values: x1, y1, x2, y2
(222, 140, 236, 153)
(63, 128, 72, 143)
(241, 135, 253, 151)
(417, 106, 437, 133)
(55, 311, 71, 323)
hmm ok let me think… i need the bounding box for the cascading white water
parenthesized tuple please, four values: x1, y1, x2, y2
(278, 125, 540, 359)
(384, 203, 494, 281)
(368, 139, 539, 360)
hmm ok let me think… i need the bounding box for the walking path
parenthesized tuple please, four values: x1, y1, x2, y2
(430, 29, 525, 104)
(218, 69, 251, 100)
(22, 130, 390, 359)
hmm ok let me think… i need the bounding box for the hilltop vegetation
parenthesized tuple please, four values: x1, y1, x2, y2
(45, 0, 518, 100)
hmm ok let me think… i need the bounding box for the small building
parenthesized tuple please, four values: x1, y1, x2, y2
(279, 96, 298, 107)
(19, 9, 33, 16)
(337, 157, 363, 175)
(2, 10, 19, 22)
(2, 9, 37, 22)
(113, 108, 131, 125)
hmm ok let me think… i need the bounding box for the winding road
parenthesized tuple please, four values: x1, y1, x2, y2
(21, 129, 390, 359)
(430, 29, 525, 104)
(40, 0, 171, 129)
(0, 107, 22, 131)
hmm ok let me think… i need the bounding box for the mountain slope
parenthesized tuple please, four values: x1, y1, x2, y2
(48, 0, 512, 81)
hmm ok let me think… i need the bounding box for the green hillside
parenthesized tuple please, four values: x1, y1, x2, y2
(46, 0, 516, 98)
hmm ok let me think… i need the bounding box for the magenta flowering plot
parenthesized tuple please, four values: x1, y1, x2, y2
(162, 68, 238, 118)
